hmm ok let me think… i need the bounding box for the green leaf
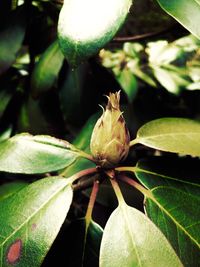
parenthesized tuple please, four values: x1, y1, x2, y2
(156, 0, 200, 39)
(134, 117, 200, 156)
(115, 68, 138, 102)
(31, 40, 64, 98)
(58, 0, 132, 65)
(100, 203, 182, 267)
(0, 134, 78, 174)
(135, 158, 200, 266)
(0, 6, 27, 75)
(62, 219, 103, 267)
(0, 177, 73, 267)
(59, 113, 97, 177)
(59, 63, 88, 125)
(0, 181, 27, 201)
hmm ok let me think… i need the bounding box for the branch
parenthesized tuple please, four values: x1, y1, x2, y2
(112, 24, 176, 43)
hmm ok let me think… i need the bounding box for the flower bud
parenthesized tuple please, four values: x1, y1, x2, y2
(90, 91, 130, 168)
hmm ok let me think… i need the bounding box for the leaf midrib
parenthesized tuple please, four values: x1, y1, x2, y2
(0, 181, 71, 250)
(150, 187, 200, 248)
(135, 167, 200, 188)
(138, 132, 200, 140)
(120, 204, 142, 267)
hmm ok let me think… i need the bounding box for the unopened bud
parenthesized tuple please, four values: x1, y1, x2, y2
(90, 91, 130, 168)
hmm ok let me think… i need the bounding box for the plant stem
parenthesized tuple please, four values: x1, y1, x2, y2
(118, 175, 152, 198)
(129, 138, 139, 147)
(108, 172, 125, 205)
(62, 167, 97, 183)
(85, 180, 99, 222)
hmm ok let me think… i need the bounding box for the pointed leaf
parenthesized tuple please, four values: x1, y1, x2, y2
(0, 177, 73, 267)
(135, 118, 200, 156)
(100, 203, 182, 267)
(156, 0, 200, 39)
(31, 40, 64, 98)
(0, 6, 27, 75)
(58, 0, 132, 65)
(0, 134, 78, 174)
(135, 158, 200, 266)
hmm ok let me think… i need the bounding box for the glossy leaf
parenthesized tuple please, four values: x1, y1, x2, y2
(0, 181, 27, 201)
(31, 40, 64, 98)
(0, 6, 27, 75)
(134, 118, 200, 156)
(0, 177, 73, 267)
(0, 134, 78, 174)
(100, 203, 182, 267)
(58, 0, 132, 65)
(135, 158, 200, 267)
(156, 0, 200, 39)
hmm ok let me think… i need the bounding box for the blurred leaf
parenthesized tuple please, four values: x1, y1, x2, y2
(0, 181, 27, 201)
(31, 40, 64, 98)
(0, 177, 73, 267)
(0, 6, 27, 75)
(115, 68, 138, 102)
(0, 134, 78, 174)
(134, 117, 200, 156)
(59, 63, 88, 126)
(157, 0, 200, 39)
(0, 90, 13, 119)
(151, 66, 190, 94)
(100, 203, 182, 267)
(58, 0, 132, 65)
(135, 158, 200, 266)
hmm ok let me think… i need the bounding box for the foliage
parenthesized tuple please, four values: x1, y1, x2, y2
(0, 0, 200, 267)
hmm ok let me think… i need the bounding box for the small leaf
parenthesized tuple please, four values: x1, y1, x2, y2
(0, 134, 78, 174)
(0, 6, 27, 75)
(100, 203, 182, 267)
(115, 68, 138, 102)
(134, 117, 200, 156)
(156, 0, 200, 39)
(135, 158, 200, 266)
(0, 177, 73, 267)
(31, 40, 64, 98)
(0, 181, 27, 201)
(58, 0, 132, 65)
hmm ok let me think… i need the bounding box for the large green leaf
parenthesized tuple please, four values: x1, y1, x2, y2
(0, 181, 28, 202)
(0, 177, 73, 267)
(135, 158, 200, 266)
(0, 134, 78, 174)
(133, 118, 200, 156)
(100, 203, 182, 267)
(31, 40, 64, 98)
(0, 6, 27, 75)
(156, 0, 200, 39)
(58, 0, 132, 65)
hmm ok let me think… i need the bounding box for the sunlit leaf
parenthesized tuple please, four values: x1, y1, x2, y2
(135, 158, 200, 266)
(58, 0, 132, 65)
(0, 134, 78, 174)
(134, 117, 200, 156)
(100, 203, 182, 267)
(157, 0, 200, 39)
(0, 177, 73, 267)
